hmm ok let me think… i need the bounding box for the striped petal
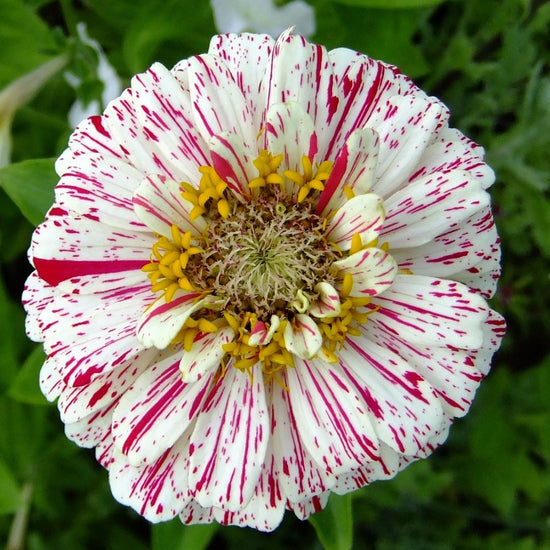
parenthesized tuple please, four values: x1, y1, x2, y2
(285, 359, 381, 475)
(371, 95, 449, 198)
(308, 282, 341, 319)
(111, 353, 214, 465)
(334, 247, 398, 297)
(136, 291, 205, 350)
(109, 436, 192, 521)
(265, 102, 318, 175)
(179, 326, 235, 383)
(284, 314, 323, 359)
(189, 364, 269, 511)
(324, 192, 385, 251)
(133, 174, 206, 238)
(187, 54, 256, 148)
(381, 170, 490, 249)
(316, 128, 379, 215)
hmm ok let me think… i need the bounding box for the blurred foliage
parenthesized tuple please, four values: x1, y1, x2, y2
(0, 0, 549, 548)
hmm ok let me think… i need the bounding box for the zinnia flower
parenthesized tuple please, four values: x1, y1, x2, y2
(23, 30, 505, 531)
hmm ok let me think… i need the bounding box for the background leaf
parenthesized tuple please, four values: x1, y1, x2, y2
(152, 521, 219, 550)
(0, 158, 57, 226)
(8, 346, 49, 406)
(0, 459, 22, 514)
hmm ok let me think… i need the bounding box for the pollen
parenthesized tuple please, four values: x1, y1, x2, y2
(142, 225, 204, 302)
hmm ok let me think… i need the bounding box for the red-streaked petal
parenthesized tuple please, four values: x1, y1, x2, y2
(284, 314, 323, 359)
(288, 493, 330, 521)
(55, 149, 145, 231)
(179, 499, 216, 525)
(22, 271, 56, 342)
(270, 378, 332, 502)
(133, 174, 206, 238)
(381, 171, 490, 249)
(65, 401, 115, 449)
(136, 292, 206, 350)
(408, 126, 495, 190)
(180, 326, 235, 383)
(206, 33, 274, 127)
(30, 206, 151, 286)
(330, 443, 400, 495)
(261, 30, 341, 160)
(392, 207, 501, 299)
(209, 131, 257, 196)
(212, 450, 285, 531)
(109, 436, 192, 521)
(338, 339, 445, 454)
(317, 128, 379, 215)
(334, 247, 397, 297)
(371, 95, 448, 198)
(186, 54, 256, 149)
(285, 359, 381, 475)
(325, 49, 417, 159)
(324, 193, 385, 250)
(189, 364, 269, 511)
(131, 63, 211, 182)
(112, 353, 214, 466)
(308, 282, 341, 318)
(265, 102, 318, 175)
(58, 349, 156, 423)
(369, 274, 491, 351)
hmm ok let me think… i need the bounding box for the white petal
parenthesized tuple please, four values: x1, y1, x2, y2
(270, 377, 331, 501)
(111, 353, 214, 465)
(284, 314, 323, 359)
(187, 54, 256, 148)
(338, 338, 445, 455)
(324, 193, 385, 251)
(136, 292, 206, 350)
(265, 101, 318, 176)
(317, 128, 379, 215)
(382, 170, 490, 249)
(133, 174, 206, 238)
(334, 247, 397, 297)
(131, 63, 210, 182)
(109, 436, 192, 521)
(189, 364, 269, 511)
(180, 326, 235, 383)
(371, 94, 449, 197)
(208, 131, 257, 196)
(308, 282, 341, 318)
(286, 359, 381, 475)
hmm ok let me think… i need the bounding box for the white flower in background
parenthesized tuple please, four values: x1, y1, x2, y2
(0, 55, 67, 167)
(65, 23, 122, 128)
(24, 30, 505, 531)
(211, 0, 315, 37)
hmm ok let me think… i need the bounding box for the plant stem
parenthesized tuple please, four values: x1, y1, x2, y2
(5, 482, 33, 550)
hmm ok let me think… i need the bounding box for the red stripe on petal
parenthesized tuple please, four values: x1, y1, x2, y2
(34, 257, 147, 286)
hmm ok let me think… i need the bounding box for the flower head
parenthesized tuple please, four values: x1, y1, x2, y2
(24, 30, 505, 531)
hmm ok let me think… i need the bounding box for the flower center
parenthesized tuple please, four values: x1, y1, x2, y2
(140, 148, 397, 378)
(198, 190, 338, 319)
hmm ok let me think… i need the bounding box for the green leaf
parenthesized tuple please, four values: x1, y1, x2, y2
(0, 158, 57, 226)
(151, 520, 219, 550)
(308, 493, 353, 550)
(8, 346, 49, 406)
(331, 6, 430, 77)
(332, 0, 447, 7)
(0, 0, 58, 87)
(0, 458, 22, 514)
